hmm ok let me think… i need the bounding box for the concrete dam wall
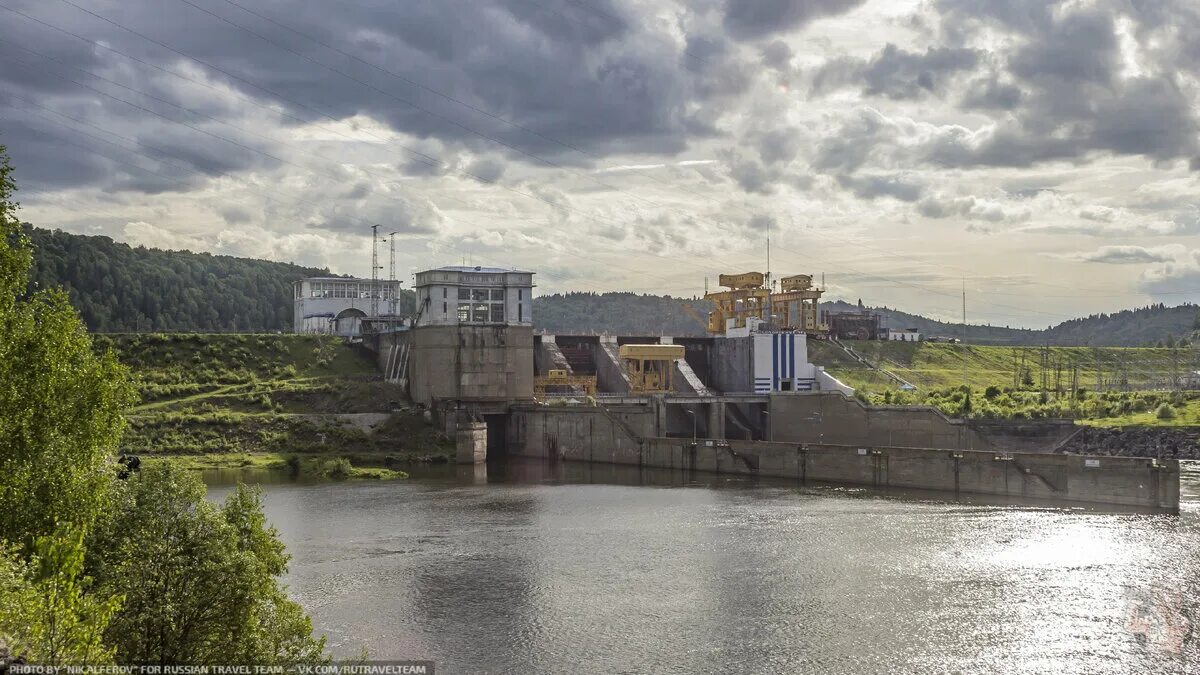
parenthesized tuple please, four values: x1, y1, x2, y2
(508, 402, 1179, 511)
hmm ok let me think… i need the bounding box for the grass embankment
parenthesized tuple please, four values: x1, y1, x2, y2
(97, 333, 454, 477)
(809, 340, 1200, 426)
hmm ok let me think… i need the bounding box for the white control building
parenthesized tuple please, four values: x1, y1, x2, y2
(293, 277, 404, 336)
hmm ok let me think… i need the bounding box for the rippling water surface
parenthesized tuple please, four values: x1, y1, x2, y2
(206, 460, 1200, 674)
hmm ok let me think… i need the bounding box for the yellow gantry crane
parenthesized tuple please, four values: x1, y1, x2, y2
(619, 344, 685, 393)
(703, 271, 828, 335)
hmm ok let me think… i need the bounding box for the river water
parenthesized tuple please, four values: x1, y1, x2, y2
(206, 460, 1200, 674)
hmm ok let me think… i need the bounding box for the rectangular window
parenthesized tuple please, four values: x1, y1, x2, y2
(472, 303, 489, 322)
(443, 302, 447, 314)
(457, 303, 470, 322)
(518, 289, 523, 300)
(472, 289, 489, 302)
(489, 304, 504, 322)
(443, 288, 447, 298)
(490, 289, 504, 301)
(458, 288, 470, 300)
(518, 303, 523, 322)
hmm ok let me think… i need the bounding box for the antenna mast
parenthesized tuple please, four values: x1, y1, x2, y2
(388, 231, 398, 315)
(370, 225, 380, 318)
(962, 278, 968, 388)
(765, 220, 772, 327)
(962, 278, 966, 341)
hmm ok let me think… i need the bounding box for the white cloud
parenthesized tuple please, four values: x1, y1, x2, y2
(1052, 244, 1184, 264)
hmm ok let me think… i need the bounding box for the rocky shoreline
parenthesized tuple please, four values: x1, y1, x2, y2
(1056, 426, 1200, 459)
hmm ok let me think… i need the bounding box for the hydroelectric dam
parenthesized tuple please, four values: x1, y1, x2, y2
(347, 266, 1180, 512)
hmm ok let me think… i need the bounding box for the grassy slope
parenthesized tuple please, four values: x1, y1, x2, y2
(98, 333, 453, 471)
(810, 340, 1200, 426)
(811, 340, 1197, 390)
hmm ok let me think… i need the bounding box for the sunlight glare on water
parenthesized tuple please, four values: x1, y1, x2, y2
(206, 460, 1200, 674)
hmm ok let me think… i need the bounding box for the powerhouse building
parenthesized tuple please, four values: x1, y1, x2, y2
(412, 266, 534, 327)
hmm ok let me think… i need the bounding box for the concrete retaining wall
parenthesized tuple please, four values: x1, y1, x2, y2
(508, 407, 1178, 510)
(767, 393, 1077, 453)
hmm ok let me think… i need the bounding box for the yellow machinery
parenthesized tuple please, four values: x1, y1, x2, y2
(533, 369, 597, 400)
(719, 272, 764, 289)
(705, 272, 770, 334)
(619, 344, 684, 393)
(704, 271, 828, 335)
(772, 274, 828, 333)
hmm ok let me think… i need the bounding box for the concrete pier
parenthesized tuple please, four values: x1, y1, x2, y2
(456, 421, 487, 464)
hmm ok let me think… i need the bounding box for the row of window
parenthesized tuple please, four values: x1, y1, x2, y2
(435, 287, 525, 301)
(436, 302, 525, 323)
(303, 281, 400, 300)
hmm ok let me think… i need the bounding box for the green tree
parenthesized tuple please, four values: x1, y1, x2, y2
(0, 147, 136, 549)
(0, 529, 122, 666)
(88, 464, 326, 666)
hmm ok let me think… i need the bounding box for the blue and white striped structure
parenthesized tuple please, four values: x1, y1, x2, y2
(752, 332, 816, 393)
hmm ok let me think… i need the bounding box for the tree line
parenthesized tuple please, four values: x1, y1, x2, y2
(21, 224, 1200, 346)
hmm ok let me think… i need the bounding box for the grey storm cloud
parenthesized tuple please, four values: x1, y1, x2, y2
(837, 173, 923, 202)
(811, 44, 981, 100)
(6, 0, 1200, 250)
(0, 0, 735, 197)
(760, 40, 793, 69)
(1067, 245, 1178, 264)
(747, 213, 775, 231)
(809, 0, 1200, 175)
(959, 76, 1023, 110)
(723, 0, 867, 40)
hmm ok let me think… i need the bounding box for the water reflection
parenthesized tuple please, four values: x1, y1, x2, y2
(205, 460, 1200, 674)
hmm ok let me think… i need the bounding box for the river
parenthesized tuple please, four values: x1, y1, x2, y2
(205, 460, 1200, 674)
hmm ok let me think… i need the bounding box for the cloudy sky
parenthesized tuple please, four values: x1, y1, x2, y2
(3, 0, 1200, 327)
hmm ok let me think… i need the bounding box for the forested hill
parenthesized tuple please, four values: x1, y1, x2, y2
(27, 226, 338, 332)
(1039, 304, 1200, 346)
(24, 226, 1200, 344)
(819, 300, 1038, 344)
(532, 292, 712, 335)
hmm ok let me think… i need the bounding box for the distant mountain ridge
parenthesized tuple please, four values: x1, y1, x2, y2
(24, 226, 1199, 345)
